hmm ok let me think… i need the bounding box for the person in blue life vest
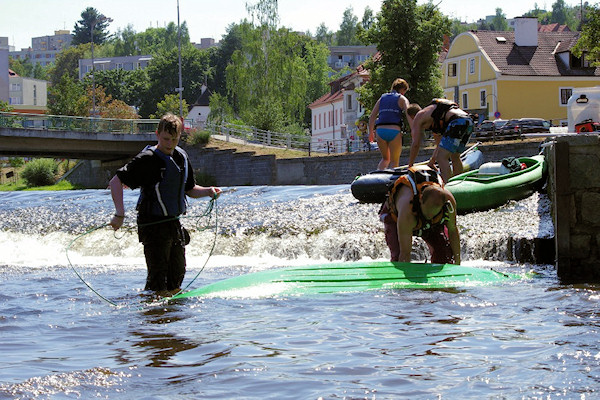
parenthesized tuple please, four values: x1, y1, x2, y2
(109, 113, 222, 295)
(368, 78, 413, 170)
(379, 165, 461, 264)
(408, 99, 474, 183)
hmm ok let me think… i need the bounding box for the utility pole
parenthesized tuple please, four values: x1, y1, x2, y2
(177, 0, 184, 118)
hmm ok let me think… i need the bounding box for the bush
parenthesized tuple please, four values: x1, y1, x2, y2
(185, 128, 211, 145)
(195, 171, 217, 187)
(21, 159, 58, 187)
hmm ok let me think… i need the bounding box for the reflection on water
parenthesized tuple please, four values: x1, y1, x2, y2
(1, 186, 598, 399)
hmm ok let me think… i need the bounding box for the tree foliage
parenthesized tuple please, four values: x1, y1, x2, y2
(337, 7, 361, 46)
(82, 68, 149, 110)
(151, 94, 189, 119)
(491, 8, 508, 31)
(139, 45, 211, 118)
(48, 74, 88, 116)
(573, 4, 600, 65)
(47, 44, 89, 87)
(72, 7, 112, 46)
(225, 20, 310, 130)
(358, 0, 451, 110)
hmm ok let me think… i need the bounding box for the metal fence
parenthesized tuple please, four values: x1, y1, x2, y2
(0, 112, 160, 134)
(205, 122, 376, 155)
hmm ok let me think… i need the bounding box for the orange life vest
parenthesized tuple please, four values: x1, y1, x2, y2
(385, 166, 450, 237)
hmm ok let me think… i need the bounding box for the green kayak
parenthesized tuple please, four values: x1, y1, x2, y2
(170, 261, 530, 299)
(446, 154, 547, 214)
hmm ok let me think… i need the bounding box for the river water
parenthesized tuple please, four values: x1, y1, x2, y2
(0, 186, 598, 399)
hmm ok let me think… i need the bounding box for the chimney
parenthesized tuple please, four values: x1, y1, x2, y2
(514, 17, 538, 47)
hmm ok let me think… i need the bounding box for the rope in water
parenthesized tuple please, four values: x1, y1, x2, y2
(65, 197, 218, 307)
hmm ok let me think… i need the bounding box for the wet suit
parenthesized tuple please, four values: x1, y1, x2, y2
(116, 145, 195, 291)
(379, 166, 454, 263)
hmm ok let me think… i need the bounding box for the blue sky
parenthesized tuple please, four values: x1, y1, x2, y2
(2, 0, 576, 50)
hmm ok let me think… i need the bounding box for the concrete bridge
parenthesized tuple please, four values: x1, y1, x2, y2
(0, 112, 157, 161)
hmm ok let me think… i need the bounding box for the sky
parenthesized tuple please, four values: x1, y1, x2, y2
(1, 0, 580, 51)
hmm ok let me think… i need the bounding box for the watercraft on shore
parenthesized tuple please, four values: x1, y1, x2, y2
(350, 145, 484, 204)
(171, 261, 530, 299)
(446, 154, 547, 214)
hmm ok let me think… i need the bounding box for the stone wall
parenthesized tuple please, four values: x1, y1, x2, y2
(547, 134, 600, 282)
(69, 139, 544, 188)
(186, 139, 544, 186)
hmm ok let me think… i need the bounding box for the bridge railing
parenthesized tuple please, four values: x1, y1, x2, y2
(0, 112, 160, 134)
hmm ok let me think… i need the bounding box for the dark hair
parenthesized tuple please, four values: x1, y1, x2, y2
(407, 103, 422, 118)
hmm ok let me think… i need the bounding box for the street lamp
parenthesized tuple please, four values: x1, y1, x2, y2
(90, 16, 113, 118)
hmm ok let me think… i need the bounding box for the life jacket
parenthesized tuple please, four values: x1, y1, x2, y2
(375, 91, 404, 128)
(385, 166, 451, 237)
(137, 146, 189, 217)
(430, 98, 460, 134)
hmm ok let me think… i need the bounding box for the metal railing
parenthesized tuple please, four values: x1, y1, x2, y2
(205, 122, 376, 155)
(0, 111, 160, 134)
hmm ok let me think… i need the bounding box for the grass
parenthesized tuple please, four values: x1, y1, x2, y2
(0, 178, 81, 191)
(202, 137, 332, 158)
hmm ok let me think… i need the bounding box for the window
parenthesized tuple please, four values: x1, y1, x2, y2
(469, 58, 475, 74)
(115, 63, 123, 70)
(33, 85, 37, 106)
(462, 93, 468, 109)
(346, 94, 352, 111)
(448, 63, 457, 77)
(560, 88, 573, 106)
(10, 83, 22, 91)
(480, 90, 486, 107)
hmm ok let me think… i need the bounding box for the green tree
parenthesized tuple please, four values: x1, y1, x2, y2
(337, 7, 361, 45)
(82, 68, 149, 109)
(226, 21, 310, 130)
(315, 23, 335, 46)
(491, 8, 508, 31)
(361, 6, 376, 30)
(358, 0, 451, 110)
(47, 74, 88, 116)
(151, 94, 189, 119)
(207, 92, 234, 126)
(303, 40, 333, 123)
(140, 45, 211, 118)
(9, 58, 49, 80)
(573, 4, 600, 64)
(113, 25, 140, 56)
(0, 100, 13, 112)
(71, 7, 112, 45)
(48, 44, 89, 86)
(209, 23, 244, 97)
(551, 0, 568, 24)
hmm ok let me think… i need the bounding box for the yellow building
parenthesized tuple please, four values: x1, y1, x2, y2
(441, 17, 600, 125)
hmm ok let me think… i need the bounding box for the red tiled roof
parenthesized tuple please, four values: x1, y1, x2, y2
(472, 30, 600, 77)
(308, 68, 369, 109)
(8, 69, 18, 77)
(538, 23, 571, 32)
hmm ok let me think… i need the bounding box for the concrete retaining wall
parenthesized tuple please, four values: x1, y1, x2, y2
(547, 134, 600, 282)
(69, 139, 544, 189)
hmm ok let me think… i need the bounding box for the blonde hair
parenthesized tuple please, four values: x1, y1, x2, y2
(157, 113, 182, 137)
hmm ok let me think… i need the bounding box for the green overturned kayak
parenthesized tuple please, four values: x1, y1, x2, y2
(171, 261, 530, 299)
(446, 154, 547, 214)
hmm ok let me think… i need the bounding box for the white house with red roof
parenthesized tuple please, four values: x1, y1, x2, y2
(308, 68, 369, 152)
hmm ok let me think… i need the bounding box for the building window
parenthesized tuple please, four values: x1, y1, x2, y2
(33, 85, 37, 106)
(469, 58, 475, 74)
(560, 87, 573, 106)
(115, 63, 123, 70)
(346, 94, 352, 111)
(448, 63, 457, 77)
(462, 93, 468, 109)
(10, 83, 22, 91)
(480, 90, 486, 107)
